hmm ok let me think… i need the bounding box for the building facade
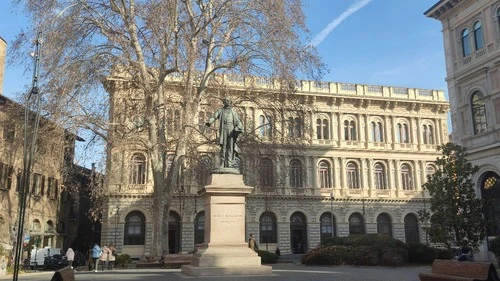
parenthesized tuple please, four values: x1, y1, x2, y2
(102, 76, 449, 258)
(426, 0, 500, 261)
(0, 37, 95, 259)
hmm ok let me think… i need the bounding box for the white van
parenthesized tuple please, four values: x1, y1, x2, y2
(29, 247, 64, 268)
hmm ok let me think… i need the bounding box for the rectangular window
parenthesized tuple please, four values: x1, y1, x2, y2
(16, 169, 22, 193)
(48, 177, 56, 199)
(32, 173, 43, 196)
(3, 123, 15, 142)
(0, 163, 13, 190)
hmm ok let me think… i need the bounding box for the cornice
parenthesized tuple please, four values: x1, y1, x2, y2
(425, 0, 466, 21)
(455, 66, 490, 83)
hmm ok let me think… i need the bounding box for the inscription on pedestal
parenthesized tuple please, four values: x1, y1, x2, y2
(214, 213, 244, 224)
(209, 203, 245, 244)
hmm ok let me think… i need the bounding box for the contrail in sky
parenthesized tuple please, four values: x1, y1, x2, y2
(310, 0, 373, 47)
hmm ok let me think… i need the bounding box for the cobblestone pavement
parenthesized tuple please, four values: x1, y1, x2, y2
(2, 263, 431, 281)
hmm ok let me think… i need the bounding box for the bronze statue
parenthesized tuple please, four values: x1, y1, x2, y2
(206, 98, 243, 169)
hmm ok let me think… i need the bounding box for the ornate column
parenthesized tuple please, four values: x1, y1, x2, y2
(340, 158, 346, 194)
(367, 159, 374, 196)
(394, 160, 401, 196)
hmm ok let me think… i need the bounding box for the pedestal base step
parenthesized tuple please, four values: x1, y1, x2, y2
(181, 264, 272, 277)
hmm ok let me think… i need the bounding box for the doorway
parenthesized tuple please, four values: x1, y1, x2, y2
(168, 212, 180, 254)
(290, 212, 307, 254)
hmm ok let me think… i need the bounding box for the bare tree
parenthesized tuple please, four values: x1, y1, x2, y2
(11, 0, 325, 255)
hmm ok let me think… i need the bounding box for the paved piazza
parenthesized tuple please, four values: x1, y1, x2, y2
(2, 264, 431, 281)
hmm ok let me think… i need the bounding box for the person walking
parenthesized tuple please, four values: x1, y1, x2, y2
(65, 248, 75, 269)
(91, 243, 102, 272)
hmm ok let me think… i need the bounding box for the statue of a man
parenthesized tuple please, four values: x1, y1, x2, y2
(206, 98, 243, 168)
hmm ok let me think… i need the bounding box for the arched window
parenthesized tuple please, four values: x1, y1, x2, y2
(46, 220, 55, 233)
(344, 120, 357, 141)
(167, 109, 181, 132)
(471, 91, 487, 134)
(31, 219, 41, 232)
(198, 111, 206, 132)
(397, 122, 410, 143)
(174, 110, 180, 131)
(422, 124, 435, 144)
(260, 158, 274, 187)
(194, 211, 205, 245)
(401, 164, 413, 190)
(347, 162, 359, 189)
(461, 28, 471, 57)
(320, 212, 335, 242)
(259, 115, 273, 137)
(374, 163, 387, 190)
(349, 213, 365, 235)
(124, 211, 146, 245)
(377, 213, 392, 237)
(473, 21, 484, 50)
(480, 172, 500, 236)
(404, 214, 420, 244)
(130, 153, 147, 184)
(260, 212, 277, 244)
(426, 165, 436, 182)
(318, 160, 331, 188)
(497, 8, 500, 35)
(316, 118, 329, 140)
(197, 155, 212, 186)
(370, 121, 384, 142)
(288, 117, 303, 138)
(289, 159, 303, 188)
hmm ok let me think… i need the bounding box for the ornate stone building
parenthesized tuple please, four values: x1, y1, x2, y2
(102, 76, 449, 258)
(425, 0, 500, 261)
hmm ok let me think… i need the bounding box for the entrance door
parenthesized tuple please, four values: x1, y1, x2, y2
(290, 212, 307, 254)
(168, 212, 180, 254)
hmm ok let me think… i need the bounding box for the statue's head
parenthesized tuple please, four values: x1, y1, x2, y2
(222, 98, 231, 107)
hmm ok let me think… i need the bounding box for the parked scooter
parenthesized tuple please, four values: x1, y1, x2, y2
(43, 254, 68, 271)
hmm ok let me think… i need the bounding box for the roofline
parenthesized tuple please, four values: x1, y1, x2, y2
(424, 0, 445, 17)
(0, 95, 85, 141)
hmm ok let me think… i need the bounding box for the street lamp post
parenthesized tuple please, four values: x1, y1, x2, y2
(12, 31, 43, 281)
(330, 194, 334, 237)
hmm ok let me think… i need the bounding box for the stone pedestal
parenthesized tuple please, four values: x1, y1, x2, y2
(181, 173, 272, 276)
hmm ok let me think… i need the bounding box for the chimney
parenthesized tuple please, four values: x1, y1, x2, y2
(0, 37, 6, 96)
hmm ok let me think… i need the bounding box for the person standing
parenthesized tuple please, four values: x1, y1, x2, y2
(100, 244, 111, 271)
(65, 248, 75, 269)
(206, 98, 243, 168)
(248, 234, 258, 252)
(108, 243, 116, 270)
(87, 246, 93, 271)
(91, 243, 102, 272)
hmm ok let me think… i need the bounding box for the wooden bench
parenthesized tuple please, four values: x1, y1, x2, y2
(164, 254, 192, 268)
(135, 254, 193, 269)
(50, 266, 75, 281)
(419, 259, 499, 281)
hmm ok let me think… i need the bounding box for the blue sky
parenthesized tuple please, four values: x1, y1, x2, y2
(0, 0, 447, 168)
